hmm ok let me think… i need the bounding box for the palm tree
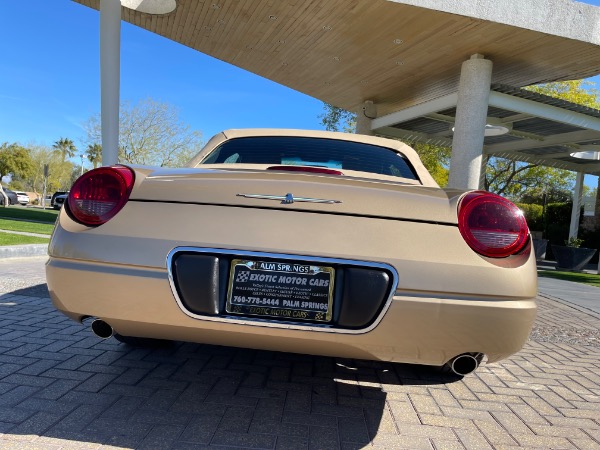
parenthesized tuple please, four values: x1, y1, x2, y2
(53, 137, 76, 162)
(86, 143, 102, 168)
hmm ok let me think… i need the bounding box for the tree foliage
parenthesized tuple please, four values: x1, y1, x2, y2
(409, 142, 450, 187)
(84, 98, 203, 167)
(26, 145, 75, 194)
(0, 142, 35, 206)
(0, 143, 74, 201)
(0, 142, 34, 183)
(525, 80, 600, 108)
(319, 104, 356, 133)
(86, 143, 102, 169)
(53, 137, 77, 162)
(484, 158, 575, 202)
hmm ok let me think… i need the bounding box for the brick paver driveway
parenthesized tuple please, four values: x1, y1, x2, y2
(0, 257, 599, 449)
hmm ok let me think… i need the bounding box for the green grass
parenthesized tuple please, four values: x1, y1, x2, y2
(0, 232, 50, 246)
(538, 270, 600, 288)
(0, 206, 59, 223)
(0, 219, 54, 235)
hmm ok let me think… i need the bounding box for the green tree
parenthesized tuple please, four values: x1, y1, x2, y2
(53, 137, 77, 162)
(411, 143, 450, 187)
(319, 104, 356, 133)
(25, 144, 75, 197)
(0, 142, 35, 206)
(484, 159, 575, 202)
(525, 80, 600, 108)
(84, 98, 203, 167)
(86, 143, 102, 168)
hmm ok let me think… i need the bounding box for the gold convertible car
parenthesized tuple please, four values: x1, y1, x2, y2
(46, 129, 537, 376)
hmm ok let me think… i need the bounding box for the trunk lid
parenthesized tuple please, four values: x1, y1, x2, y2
(129, 166, 463, 224)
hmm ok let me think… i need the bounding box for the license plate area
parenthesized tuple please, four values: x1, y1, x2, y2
(226, 259, 335, 322)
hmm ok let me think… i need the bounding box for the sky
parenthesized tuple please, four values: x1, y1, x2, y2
(1, 0, 600, 187)
(0, 0, 326, 154)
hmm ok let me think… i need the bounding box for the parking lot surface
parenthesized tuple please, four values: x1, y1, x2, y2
(0, 256, 599, 449)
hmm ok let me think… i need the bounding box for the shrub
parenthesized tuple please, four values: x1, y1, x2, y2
(515, 203, 543, 231)
(546, 202, 573, 226)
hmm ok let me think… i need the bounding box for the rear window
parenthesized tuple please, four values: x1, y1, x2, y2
(200, 136, 418, 180)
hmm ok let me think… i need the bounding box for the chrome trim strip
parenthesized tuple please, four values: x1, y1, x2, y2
(237, 193, 342, 204)
(166, 247, 398, 335)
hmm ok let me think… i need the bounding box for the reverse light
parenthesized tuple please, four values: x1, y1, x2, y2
(67, 166, 135, 226)
(458, 191, 529, 258)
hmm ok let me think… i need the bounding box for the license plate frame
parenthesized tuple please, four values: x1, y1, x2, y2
(226, 259, 335, 322)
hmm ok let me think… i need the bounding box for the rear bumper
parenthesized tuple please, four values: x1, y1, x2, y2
(46, 255, 536, 366)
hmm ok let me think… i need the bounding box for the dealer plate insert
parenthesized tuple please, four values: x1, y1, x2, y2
(226, 259, 335, 322)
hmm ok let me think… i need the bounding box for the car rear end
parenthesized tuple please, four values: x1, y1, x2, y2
(15, 192, 30, 205)
(46, 131, 537, 370)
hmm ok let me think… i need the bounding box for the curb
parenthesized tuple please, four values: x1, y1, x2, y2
(537, 291, 600, 320)
(0, 244, 48, 259)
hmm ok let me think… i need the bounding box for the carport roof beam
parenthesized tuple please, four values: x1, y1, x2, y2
(488, 91, 600, 134)
(372, 94, 458, 131)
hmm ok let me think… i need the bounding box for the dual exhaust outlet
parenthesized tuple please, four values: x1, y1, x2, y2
(90, 318, 483, 376)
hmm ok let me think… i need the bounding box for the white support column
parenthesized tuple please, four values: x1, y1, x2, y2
(100, 0, 121, 166)
(355, 101, 377, 135)
(569, 171, 585, 241)
(448, 54, 493, 190)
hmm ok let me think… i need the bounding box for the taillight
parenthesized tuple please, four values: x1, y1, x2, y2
(458, 191, 529, 258)
(67, 165, 135, 226)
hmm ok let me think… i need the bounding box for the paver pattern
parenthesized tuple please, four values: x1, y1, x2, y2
(0, 259, 599, 449)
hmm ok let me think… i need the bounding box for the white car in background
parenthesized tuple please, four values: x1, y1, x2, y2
(15, 191, 30, 206)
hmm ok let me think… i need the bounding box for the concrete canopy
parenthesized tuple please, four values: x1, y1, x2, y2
(374, 84, 600, 176)
(76, 0, 600, 179)
(75, 0, 600, 118)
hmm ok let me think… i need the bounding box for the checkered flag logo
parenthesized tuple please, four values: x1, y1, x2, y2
(235, 270, 250, 283)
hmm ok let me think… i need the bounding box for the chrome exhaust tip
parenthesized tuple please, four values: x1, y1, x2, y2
(91, 319, 114, 339)
(449, 353, 482, 376)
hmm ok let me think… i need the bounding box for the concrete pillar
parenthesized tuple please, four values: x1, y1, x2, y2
(569, 171, 584, 241)
(355, 101, 377, 135)
(100, 0, 121, 166)
(448, 54, 493, 190)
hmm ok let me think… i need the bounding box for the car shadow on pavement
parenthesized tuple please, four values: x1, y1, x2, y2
(8, 284, 49, 298)
(1, 284, 461, 449)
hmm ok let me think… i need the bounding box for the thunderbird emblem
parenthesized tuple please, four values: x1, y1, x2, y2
(237, 193, 342, 204)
